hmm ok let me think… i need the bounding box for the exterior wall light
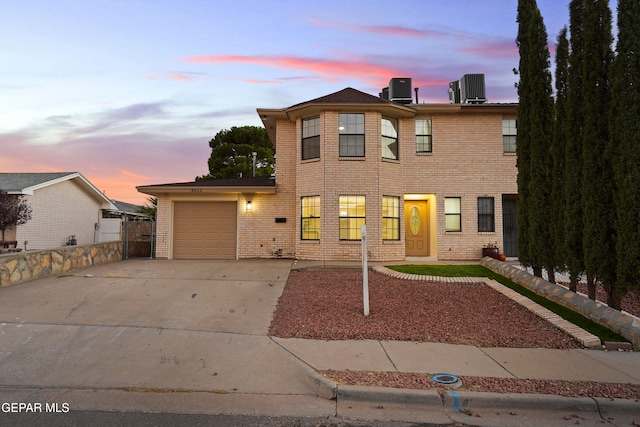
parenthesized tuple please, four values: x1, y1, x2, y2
(246, 200, 253, 212)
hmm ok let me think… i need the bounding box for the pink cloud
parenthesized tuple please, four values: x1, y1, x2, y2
(307, 17, 443, 38)
(182, 54, 399, 86)
(460, 39, 518, 59)
(169, 72, 198, 82)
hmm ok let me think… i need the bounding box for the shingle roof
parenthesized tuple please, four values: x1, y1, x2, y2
(0, 172, 76, 192)
(289, 87, 392, 108)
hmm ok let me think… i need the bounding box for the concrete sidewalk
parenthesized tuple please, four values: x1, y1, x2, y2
(0, 258, 639, 426)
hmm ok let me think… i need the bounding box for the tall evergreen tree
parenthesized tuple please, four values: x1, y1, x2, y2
(551, 27, 570, 278)
(563, 0, 587, 293)
(515, 0, 534, 273)
(515, 0, 555, 278)
(581, 0, 617, 308)
(609, 0, 640, 303)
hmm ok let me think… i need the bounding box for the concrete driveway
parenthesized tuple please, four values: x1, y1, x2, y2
(0, 259, 328, 400)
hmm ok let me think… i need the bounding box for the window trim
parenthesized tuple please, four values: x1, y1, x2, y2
(416, 118, 433, 153)
(302, 116, 320, 161)
(382, 195, 400, 240)
(339, 113, 365, 157)
(339, 195, 366, 240)
(477, 197, 495, 232)
(445, 197, 462, 232)
(301, 195, 320, 240)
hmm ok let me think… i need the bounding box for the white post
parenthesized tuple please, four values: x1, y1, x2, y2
(361, 224, 369, 316)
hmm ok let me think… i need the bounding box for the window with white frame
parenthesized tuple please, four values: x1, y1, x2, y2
(381, 116, 398, 160)
(302, 116, 320, 160)
(301, 196, 320, 240)
(382, 196, 400, 240)
(339, 113, 365, 157)
(445, 197, 461, 232)
(503, 119, 517, 153)
(477, 197, 495, 232)
(416, 119, 432, 153)
(339, 195, 365, 240)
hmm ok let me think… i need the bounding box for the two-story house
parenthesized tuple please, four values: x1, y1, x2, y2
(138, 79, 518, 261)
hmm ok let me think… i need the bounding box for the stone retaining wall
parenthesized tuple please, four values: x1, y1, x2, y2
(0, 241, 123, 287)
(481, 257, 640, 350)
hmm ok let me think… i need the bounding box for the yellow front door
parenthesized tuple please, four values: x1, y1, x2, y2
(405, 200, 429, 256)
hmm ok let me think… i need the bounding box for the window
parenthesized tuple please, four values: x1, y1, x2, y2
(416, 119, 432, 152)
(381, 116, 398, 160)
(302, 116, 320, 160)
(301, 196, 320, 240)
(478, 197, 495, 232)
(382, 196, 400, 240)
(339, 113, 365, 157)
(445, 197, 461, 232)
(339, 195, 365, 240)
(503, 119, 517, 153)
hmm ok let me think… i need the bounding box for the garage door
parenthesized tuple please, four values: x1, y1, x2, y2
(173, 201, 237, 259)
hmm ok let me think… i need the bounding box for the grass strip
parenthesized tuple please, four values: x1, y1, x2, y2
(386, 264, 626, 343)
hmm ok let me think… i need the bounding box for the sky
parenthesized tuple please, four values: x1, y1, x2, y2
(1, 0, 579, 205)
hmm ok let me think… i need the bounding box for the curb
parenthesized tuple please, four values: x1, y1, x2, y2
(336, 385, 442, 406)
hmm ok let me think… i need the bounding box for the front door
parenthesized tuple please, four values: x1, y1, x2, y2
(405, 200, 429, 256)
(502, 196, 518, 257)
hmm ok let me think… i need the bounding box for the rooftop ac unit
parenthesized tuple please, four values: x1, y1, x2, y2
(460, 74, 486, 104)
(448, 80, 461, 104)
(388, 78, 412, 104)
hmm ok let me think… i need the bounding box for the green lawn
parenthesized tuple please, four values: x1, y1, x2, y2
(387, 264, 626, 343)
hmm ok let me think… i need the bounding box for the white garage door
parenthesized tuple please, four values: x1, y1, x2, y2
(173, 201, 237, 259)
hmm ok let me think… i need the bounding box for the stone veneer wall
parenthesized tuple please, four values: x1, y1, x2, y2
(0, 241, 123, 287)
(481, 257, 640, 350)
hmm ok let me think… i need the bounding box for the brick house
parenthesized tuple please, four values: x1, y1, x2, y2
(138, 83, 518, 261)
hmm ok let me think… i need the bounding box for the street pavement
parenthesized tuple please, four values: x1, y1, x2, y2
(0, 258, 638, 426)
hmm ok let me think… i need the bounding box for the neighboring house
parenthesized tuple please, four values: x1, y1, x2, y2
(138, 78, 518, 261)
(0, 172, 117, 250)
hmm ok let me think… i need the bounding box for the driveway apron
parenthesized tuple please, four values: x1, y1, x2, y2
(0, 259, 313, 394)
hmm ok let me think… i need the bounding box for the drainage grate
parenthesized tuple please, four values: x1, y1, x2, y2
(431, 373, 459, 384)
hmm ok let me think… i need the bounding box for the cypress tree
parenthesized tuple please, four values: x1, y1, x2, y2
(581, 0, 616, 308)
(609, 0, 640, 303)
(515, 0, 534, 273)
(551, 27, 570, 278)
(563, 0, 586, 293)
(516, 0, 554, 278)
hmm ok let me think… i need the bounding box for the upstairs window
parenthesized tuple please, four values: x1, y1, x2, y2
(445, 197, 461, 232)
(382, 196, 400, 240)
(339, 195, 365, 240)
(416, 119, 432, 153)
(503, 119, 517, 153)
(302, 116, 320, 160)
(477, 197, 495, 232)
(339, 113, 365, 157)
(381, 116, 399, 160)
(301, 196, 320, 240)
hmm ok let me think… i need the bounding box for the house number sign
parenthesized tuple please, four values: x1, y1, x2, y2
(190, 188, 202, 193)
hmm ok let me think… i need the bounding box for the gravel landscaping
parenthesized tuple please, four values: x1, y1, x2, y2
(269, 269, 640, 400)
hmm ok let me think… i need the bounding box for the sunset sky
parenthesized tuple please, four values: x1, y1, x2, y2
(1, 0, 580, 205)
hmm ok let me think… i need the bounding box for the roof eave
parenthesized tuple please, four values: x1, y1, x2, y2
(137, 184, 276, 197)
